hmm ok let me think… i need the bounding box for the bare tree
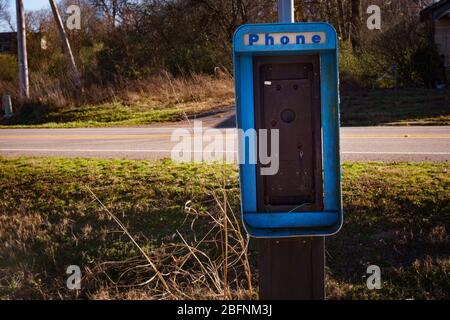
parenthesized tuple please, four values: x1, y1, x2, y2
(0, 0, 7, 15)
(336, 0, 347, 39)
(89, 0, 136, 29)
(192, 0, 275, 51)
(0, 0, 14, 31)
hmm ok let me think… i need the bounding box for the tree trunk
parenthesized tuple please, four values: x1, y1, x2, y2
(350, 0, 361, 50)
(336, 0, 346, 40)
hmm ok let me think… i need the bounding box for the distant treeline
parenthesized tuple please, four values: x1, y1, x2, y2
(0, 0, 444, 89)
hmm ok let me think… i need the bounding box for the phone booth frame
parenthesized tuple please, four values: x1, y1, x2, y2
(233, 22, 343, 238)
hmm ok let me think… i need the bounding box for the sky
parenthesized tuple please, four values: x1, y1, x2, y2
(1, 0, 58, 31)
(9, 0, 52, 12)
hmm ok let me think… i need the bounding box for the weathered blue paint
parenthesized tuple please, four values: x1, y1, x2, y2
(245, 212, 339, 229)
(233, 22, 342, 238)
(234, 23, 337, 53)
(239, 55, 257, 213)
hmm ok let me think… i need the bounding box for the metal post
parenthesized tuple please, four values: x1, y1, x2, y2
(258, 238, 325, 299)
(49, 0, 83, 90)
(278, 0, 295, 23)
(16, 0, 29, 98)
(257, 0, 326, 300)
(2, 94, 13, 118)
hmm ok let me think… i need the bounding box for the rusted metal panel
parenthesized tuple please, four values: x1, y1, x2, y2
(253, 55, 323, 213)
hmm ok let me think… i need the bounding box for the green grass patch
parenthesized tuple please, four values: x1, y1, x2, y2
(0, 158, 449, 299)
(0, 98, 233, 128)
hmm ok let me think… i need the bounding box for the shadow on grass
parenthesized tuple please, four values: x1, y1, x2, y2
(341, 87, 450, 126)
(325, 163, 450, 299)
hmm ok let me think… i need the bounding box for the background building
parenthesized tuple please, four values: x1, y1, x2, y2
(421, 0, 450, 81)
(0, 32, 16, 53)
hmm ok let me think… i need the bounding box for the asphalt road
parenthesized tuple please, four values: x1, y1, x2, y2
(0, 113, 449, 162)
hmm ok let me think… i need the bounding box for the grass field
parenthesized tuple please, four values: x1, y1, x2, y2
(0, 99, 234, 129)
(341, 87, 450, 126)
(0, 158, 449, 299)
(1, 85, 448, 128)
(0, 74, 235, 129)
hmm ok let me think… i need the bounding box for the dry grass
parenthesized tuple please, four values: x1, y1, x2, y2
(0, 71, 235, 127)
(82, 167, 253, 300)
(0, 71, 234, 108)
(0, 158, 254, 300)
(122, 70, 234, 105)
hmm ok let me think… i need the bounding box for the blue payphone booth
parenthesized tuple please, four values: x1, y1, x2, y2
(233, 22, 342, 238)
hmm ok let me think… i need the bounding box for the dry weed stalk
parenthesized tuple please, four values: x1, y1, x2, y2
(85, 186, 174, 298)
(84, 175, 253, 300)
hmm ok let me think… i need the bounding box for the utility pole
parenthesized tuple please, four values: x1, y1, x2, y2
(277, 0, 295, 24)
(16, 0, 29, 98)
(257, 0, 326, 300)
(48, 0, 82, 90)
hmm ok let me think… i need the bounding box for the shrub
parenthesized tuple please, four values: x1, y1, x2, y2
(368, 17, 446, 88)
(0, 54, 18, 82)
(412, 41, 446, 88)
(339, 41, 383, 89)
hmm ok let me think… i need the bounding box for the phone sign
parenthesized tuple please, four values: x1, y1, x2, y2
(244, 32, 326, 46)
